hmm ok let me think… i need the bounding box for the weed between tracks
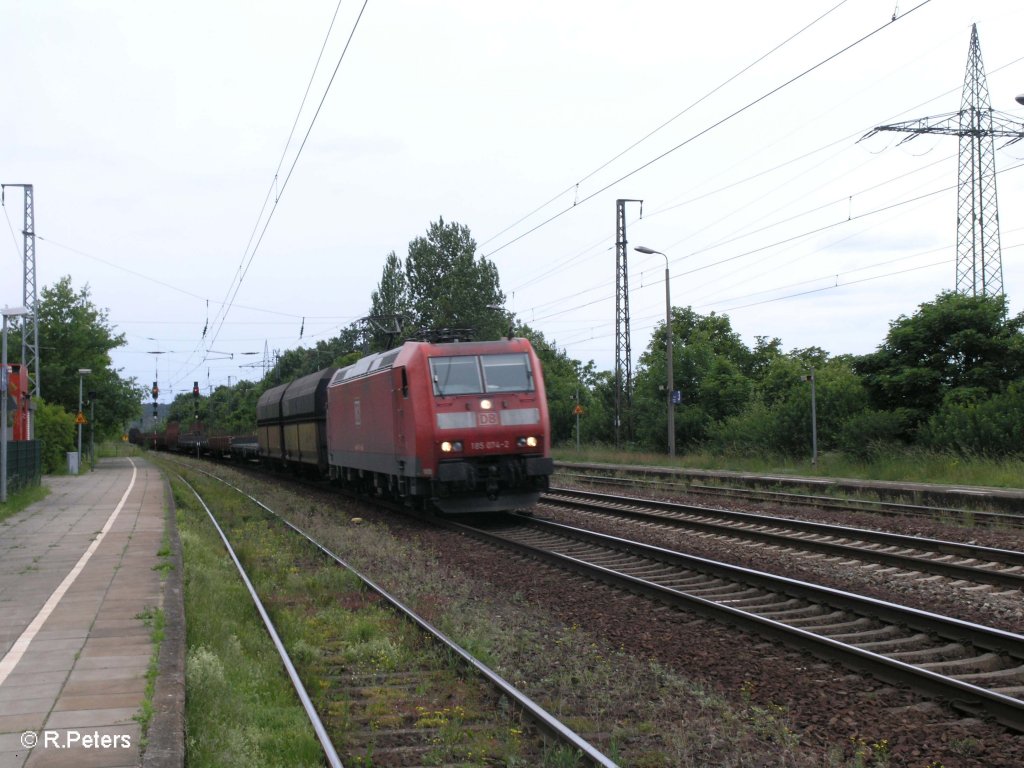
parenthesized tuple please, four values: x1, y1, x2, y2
(171, 468, 543, 767)
(169, 459, 908, 767)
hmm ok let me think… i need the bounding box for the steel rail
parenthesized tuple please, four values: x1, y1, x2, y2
(445, 515, 1024, 732)
(184, 465, 619, 768)
(555, 460, 1024, 520)
(177, 475, 345, 768)
(543, 487, 1024, 589)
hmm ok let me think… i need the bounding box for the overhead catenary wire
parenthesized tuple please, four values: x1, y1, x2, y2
(480, 0, 853, 251)
(517, 149, 985, 324)
(482, 0, 936, 259)
(506, 38, 1024, 337)
(171, 0, 372, 394)
(524, 161, 1024, 327)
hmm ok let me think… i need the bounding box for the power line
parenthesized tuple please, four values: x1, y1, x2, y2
(480, 0, 853, 251)
(507, 44, 1024, 299)
(170, 0, 372, 393)
(483, 0, 936, 259)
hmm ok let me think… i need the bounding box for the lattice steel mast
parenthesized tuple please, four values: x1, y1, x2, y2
(614, 198, 642, 448)
(1, 184, 40, 414)
(862, 24, 1024, 297)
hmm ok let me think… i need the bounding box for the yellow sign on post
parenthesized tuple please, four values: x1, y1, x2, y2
(75, 411, 87, 425)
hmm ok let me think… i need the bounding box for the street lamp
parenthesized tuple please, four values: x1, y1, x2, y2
(2, 305, 30, 503)
(78, 368, 91, 472)
(634, 247, 675, 457)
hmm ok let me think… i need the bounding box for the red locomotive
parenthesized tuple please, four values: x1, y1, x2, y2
(136, 337, 554, 514)
(325, 338, 553, 513)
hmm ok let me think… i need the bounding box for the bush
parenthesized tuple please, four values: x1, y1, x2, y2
(704, 401, 778, 456)
(34, 400, 77, 473)
(836, 409, 912, 460)
(919, 383, 1024, 456)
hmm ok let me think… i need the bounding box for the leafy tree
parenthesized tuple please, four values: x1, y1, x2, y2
(403, 218, 507, 341)
(747, 335, 784, 383)
(201, 381, 261, 435)
(853, 292, 1024, 432)
(9, 276, 144, 440)
(366, 251, 412, 352)
(517, 324, 605, 445)
(262, 326, 362, 387)
(707, 352, 869, 457)
(633, 307, 754, 451)
(919, 381, 1024, 456)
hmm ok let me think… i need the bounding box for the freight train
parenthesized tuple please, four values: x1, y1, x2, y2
(132, 337, 554, 513)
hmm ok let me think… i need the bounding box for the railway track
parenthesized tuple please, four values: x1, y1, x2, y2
(541, 487, 1024, 591)
(173, 464, 618, 767)
(555, 462, 1024, 527)
(442, 513, 1024, 732)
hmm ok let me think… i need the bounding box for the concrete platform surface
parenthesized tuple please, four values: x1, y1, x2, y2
(0, 457, 183, 768)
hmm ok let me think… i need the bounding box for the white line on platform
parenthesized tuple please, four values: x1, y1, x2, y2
(0, 459, 138, 687)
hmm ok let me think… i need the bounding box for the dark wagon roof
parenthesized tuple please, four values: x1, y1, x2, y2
(256, 367, 337, 424)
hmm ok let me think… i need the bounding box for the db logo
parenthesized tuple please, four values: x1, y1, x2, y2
(477, 412, 499, 426)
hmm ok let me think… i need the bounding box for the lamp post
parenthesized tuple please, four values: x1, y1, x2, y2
(2, 306, 30, 503)
(634, 247, 675, 457)
(77, 368, 91, 472)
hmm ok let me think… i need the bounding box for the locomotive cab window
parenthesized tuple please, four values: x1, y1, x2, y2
(430, 353, 534, 395)
(430, 356, 483, 395)
(481, 353, 533, 392)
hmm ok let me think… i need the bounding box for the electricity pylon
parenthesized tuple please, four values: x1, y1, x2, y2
(862, 24, 1024, 297)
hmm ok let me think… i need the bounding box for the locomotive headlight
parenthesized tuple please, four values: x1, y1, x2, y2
(441, 441, 453, 453)
(516, 436, 539, 448)
(480, 399, 493, 410)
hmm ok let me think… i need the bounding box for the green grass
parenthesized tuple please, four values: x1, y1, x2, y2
(171, 466, 530, 766)
(174, 481, 324, 768)
(0, 484, 49, 523)
(133, 605, 166, 745)
(165, 459, 932, 767)
(554, 444, 1024, 489)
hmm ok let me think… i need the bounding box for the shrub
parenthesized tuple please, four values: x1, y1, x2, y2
(34, 399, 77, 473)
(919, 383, 1024, 456)
(836, 409, 912, 460)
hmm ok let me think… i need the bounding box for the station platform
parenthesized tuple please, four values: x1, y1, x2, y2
(0, 457, 183, 768)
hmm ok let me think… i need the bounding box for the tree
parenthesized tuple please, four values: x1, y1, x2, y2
(517, 324, 605, 445)
(707, 352, 870, 457)
(10, 276, 144, 439)
(366, 250, 411, 352)
(403, 218, 507, 341)
(919, 381, 1024, 456)
(261, 326, 362, 387)
(853, 292, 1024, 432)
(633, 307, 755, 451)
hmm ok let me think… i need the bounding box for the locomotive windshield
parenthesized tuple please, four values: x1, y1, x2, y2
(430, 353, 534, 395)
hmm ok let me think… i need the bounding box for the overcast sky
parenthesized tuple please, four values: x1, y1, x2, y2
(3, 0, 1023, 402)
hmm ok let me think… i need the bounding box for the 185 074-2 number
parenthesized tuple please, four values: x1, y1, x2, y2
(470, 440, 511, 450)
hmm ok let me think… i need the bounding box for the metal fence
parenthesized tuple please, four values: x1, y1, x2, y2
(4, 440, 41, 494)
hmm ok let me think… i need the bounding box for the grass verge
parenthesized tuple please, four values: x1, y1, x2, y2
(0, 483, 49, 523)
(173, 478, 324, 768)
